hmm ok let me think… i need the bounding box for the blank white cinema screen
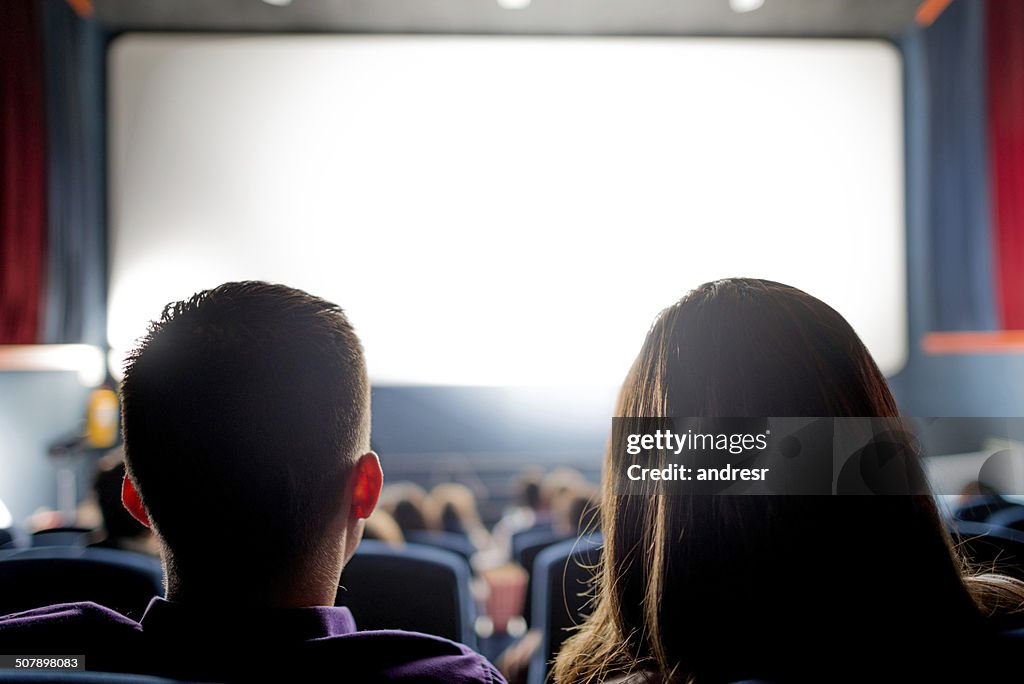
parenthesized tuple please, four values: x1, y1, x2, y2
(108, 35, 906, 386)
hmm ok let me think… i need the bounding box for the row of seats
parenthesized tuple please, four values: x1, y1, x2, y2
(9, 519, 1024, 682)
(0, 533, 598, 682)
(0, 526, 96, 551)
(0, 541, 478, 648)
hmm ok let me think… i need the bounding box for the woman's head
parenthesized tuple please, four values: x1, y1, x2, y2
(425, 483, 483, 534)
(618, 278, 898, 419)
(556, 279, 993, 683)
(382, 483, 429, 533)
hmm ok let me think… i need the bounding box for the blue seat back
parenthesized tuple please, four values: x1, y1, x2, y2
(510, 523, 555, 562)
(528, 534, 602, 684)
(0, 673, 182, 683)
(337, 540, 477, 649)
(953, 496, 1017, 523)
(404, 530, 477, 562)
(29, 527, 93, 548)
(985, 505, 1024, 532)
(0, 547, 163, 620)
(949, 520, 1024, 580)
(515, 530, 569, 627)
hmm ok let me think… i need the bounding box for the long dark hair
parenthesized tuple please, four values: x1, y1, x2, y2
(554, 279, 1024, 683)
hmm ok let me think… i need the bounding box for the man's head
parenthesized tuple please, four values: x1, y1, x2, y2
(120, 281, 381, 605)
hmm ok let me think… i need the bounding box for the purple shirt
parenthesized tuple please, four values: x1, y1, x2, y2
(0, 598, 505, 683)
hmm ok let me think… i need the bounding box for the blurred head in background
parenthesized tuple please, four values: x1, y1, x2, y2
(549, 481, 598, 538)
(516, 468, 543, 512)
(381, 482, 429, 534)
(361, 508, 404, 547)
(425, 482, 492, 552)
(538, 467, 586, 521)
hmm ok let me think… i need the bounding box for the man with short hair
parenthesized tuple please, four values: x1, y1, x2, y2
(0, 282, 504, 683)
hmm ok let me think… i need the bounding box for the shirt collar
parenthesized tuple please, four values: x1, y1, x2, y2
(140, 597, 358, 642)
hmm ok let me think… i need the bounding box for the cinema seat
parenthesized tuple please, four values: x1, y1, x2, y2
(986, 505, 1024, 532)
(29, 527, 93, 547)
(510, 523, 555, 563)
(336, 540, 477, 649)
(513, 526, 563, 570)
(528, 534, 602, 684)
(0, 547, 163, 620)
(0, 674, 183, 683)
(952, 496, 1017, 523)
(515, 530, 568, 627)
(404, 530, 477, 562)
(949, 520, 1024, 581)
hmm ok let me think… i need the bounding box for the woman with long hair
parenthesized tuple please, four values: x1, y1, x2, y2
(554, 278, 1024, 683)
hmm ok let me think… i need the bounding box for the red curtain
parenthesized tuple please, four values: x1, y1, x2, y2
(988, 0, 1024, 329)
(0, 0, 47, 344)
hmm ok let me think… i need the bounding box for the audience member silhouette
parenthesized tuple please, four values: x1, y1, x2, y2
(555, 278, 1024, 684)
(0, 281, 503, 683)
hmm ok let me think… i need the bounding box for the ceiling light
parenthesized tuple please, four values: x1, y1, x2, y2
(729, 0, 765, 13)
(497, 0, 531, 9)
(262, 0, 293, 7)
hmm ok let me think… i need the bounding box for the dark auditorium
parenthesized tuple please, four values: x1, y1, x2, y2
(3, 0, 1024, 682)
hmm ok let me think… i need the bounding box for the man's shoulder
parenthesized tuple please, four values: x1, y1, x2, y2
(0, 601, 141, 632)
(304, 628, 505, 683)
(0, 601, 142, 650)
(0, 603, 505, 683)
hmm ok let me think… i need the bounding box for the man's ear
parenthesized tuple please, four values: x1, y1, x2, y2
(351, 452, 383, 520)
(121, 475, 151, 528)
